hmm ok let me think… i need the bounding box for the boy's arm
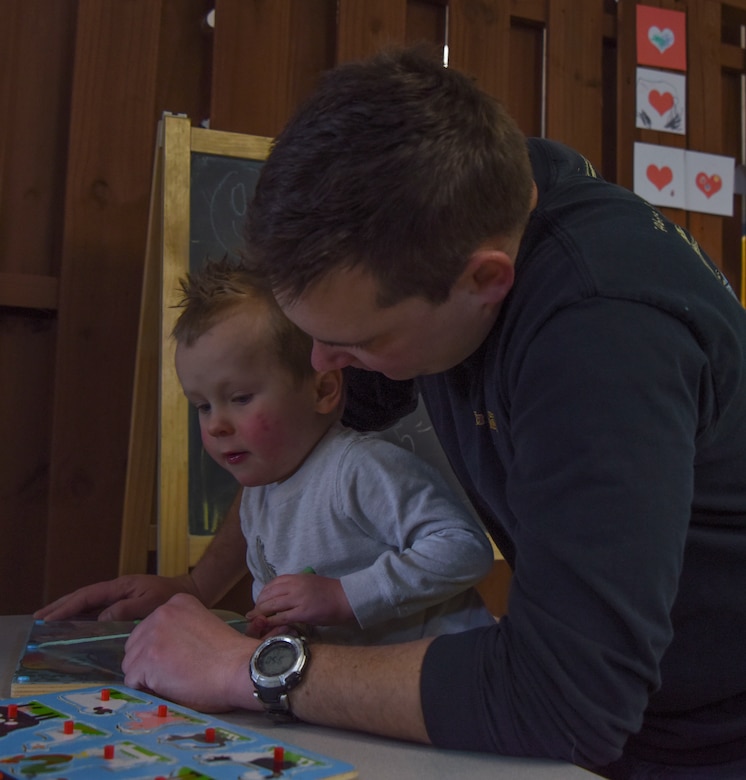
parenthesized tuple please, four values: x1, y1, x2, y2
(36, 489, 247, 621)
(188, 489, 249, 606)
(339, 439, 494, 628)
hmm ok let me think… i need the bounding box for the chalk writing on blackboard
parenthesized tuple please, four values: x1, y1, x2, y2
(190, 153, 263, 267)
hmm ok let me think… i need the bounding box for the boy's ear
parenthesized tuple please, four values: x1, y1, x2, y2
(463, 247, 515, 304)
(314, 369, 344, 414)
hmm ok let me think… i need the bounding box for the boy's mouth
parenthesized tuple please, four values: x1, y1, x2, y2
(224, 451, 248, 465)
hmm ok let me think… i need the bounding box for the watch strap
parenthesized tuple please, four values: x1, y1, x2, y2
(254, 690, 298, 723)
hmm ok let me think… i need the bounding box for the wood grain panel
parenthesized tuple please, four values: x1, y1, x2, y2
(0, 309, 56, 613)
(448, 0, 512, 101)
(44, 1, 177, 601)
(686, 0, 725, 265)
(406, 0, 446, 47)
(0, 0, 75, 278)
(508, 20, 545, 137)
(211, 0, 336, 137)
(545, 0, 604, 168)
(0, 0, 76, 613)
(337, 0, 408, 62)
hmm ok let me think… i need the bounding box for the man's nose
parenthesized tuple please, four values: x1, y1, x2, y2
(311, 341, 355, 371)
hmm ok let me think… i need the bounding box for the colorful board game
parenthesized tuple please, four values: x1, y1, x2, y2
(0, 686, 357, 779)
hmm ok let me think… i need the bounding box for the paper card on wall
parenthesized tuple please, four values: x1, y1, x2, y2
(684, 150, 735, 216)
(633, 142, 686, 208)
(636, 67, 686, 135)
(636, 5, 687, 72)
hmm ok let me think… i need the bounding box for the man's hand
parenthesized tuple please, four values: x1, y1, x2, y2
(122, 595, 430, 742)
(122, 593, 260, 712)
(245, 574, 354, 630)
(34, 574, 200, 622)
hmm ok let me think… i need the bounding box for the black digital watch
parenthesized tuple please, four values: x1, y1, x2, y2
(249, 634, 310, 722)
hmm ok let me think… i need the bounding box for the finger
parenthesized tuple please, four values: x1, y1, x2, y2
(245, 616, 270, 638)
(264, 624, 295, 638)
(99, 599, 145, 622)
(264, 607, 302, 626)
(33, 596, 73, 620)
(34, 591, 104, 621)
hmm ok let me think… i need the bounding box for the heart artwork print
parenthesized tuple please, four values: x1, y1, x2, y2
(695, 172, 722, 199)
(648, 90, 674, 116)
(647, 165, 674, 191)
(648, 26, 675, 54)
(636, 5, 687, 71)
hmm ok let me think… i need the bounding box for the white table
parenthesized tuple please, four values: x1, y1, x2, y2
(0, 615, 598, 778)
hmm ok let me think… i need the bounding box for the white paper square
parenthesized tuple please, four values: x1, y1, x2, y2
(684, 150, 735, 216)
(633, 142, 686, 208)
(636, 67, 686, 135)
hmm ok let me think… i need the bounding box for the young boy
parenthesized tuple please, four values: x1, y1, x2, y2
(171, 257, 495, 644)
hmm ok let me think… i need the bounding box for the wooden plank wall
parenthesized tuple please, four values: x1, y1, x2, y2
(0, 0, 743, 614)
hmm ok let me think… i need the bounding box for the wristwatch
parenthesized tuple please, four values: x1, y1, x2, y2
(249, 634, 310, 722)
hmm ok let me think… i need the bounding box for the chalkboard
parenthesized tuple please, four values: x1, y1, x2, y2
(187, 152, 264, 541)
(121, 114, 487, 580)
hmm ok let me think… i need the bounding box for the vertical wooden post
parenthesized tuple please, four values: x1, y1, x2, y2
(44, 1, 167, 601)
(211, 0, 337, 137)
(448, 0, 512, 102)
(545, 0, 605, 167)
(686, 0, 725, 265)
(336, 0, 408, 62)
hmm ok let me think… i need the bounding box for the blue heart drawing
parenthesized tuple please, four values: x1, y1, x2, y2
(648, 26, 675, 54)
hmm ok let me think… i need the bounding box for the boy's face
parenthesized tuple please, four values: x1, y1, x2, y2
(175, 308, 324, 487)
(280, 265, 497, 381)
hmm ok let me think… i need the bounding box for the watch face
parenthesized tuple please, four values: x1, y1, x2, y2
(257, 641, 296, 675)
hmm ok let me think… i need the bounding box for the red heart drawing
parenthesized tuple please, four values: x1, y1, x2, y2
(648, 90, 674, 115)
(695, 172, 722, 199)
(647, 165, 673, 191)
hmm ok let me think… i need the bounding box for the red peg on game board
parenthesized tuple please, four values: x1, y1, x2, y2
(6, 704, 18, 720)
(63, 720, 74, 735)
(100, 688, 110, 701)
(157, 704, 168, 718)
(273, 746, 285, 774)
(205, 727, 216, 743)
(104, 744, 115, 759)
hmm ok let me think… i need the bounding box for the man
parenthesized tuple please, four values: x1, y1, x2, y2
(41, 48, 746, 777)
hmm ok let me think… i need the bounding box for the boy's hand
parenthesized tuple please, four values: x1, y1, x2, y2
(246, 574, 354, 629)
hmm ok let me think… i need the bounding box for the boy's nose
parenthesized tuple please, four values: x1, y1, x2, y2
(206, 413, 232, 437)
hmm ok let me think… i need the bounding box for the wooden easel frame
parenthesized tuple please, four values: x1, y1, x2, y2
(120, 114, 272, 577)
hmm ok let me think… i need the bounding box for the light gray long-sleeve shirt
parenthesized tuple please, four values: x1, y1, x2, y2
(240, 423, 496, 645)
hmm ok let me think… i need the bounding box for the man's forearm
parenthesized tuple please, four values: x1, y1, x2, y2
(190, 490, 249, 606)
(289, 638, 434, 743)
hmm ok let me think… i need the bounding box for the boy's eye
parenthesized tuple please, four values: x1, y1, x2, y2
(233, 394, 253, 405)
(195, 402, 211, 414)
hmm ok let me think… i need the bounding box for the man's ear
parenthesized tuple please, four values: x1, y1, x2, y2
(314, 369, 344, 414)
(462, 248, 515, 304)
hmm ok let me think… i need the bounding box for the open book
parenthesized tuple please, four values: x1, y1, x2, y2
(12, 614, 247, 696)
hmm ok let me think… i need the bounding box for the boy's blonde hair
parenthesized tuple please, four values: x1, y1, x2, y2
(172, 257, 314, 383)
